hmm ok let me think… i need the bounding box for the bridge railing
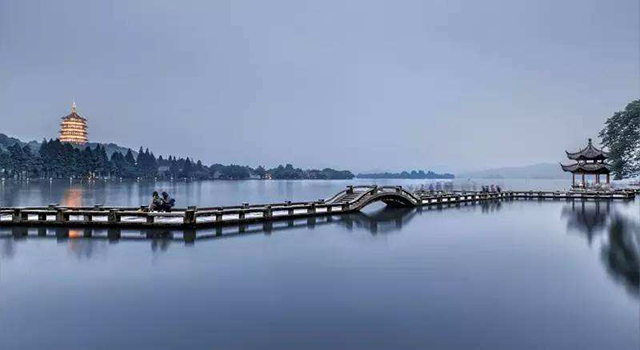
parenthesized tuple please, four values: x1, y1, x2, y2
(1, 188, 635, 229)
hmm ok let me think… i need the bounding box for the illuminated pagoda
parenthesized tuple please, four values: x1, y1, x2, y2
(59, 102, 88, 144)
(560, 138, 611, 188)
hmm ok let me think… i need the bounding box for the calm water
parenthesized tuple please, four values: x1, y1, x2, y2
(1, 180, 639, 349)
(0, 178, 569, 208)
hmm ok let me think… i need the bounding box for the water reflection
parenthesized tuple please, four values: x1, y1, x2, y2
(0, 202, 500, 261)
(601, 214, 640, 298)
(61, 186, 84, 207)
(562, 201, 611, 245)
(562, 201, 640, 299)
(480, 200, 502, 214)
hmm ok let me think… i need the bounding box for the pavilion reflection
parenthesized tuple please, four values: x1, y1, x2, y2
(562, 201, 639, 299)
(562, 201, 612, 245)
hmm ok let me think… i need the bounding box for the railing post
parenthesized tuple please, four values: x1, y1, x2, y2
(346, 186, 354, 194)
(12, 209, 22, 224)
(38, 212, 47, 221)
(56, 208, 69, 223)
(146, 213, 154, 223)
(108, 209, 120, 224)
(215, 211, 223, 222)
(308, 203, 316, 214)
(326, 205, 332, 213)
(239, 210, 245, 220)
(83, 214, 93, 222)
(341, 203, 349, 212)
(264, 205, 272, 219)
(184, 208, 196, 226)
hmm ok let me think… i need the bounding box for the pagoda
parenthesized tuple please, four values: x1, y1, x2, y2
(59, 102, 88, 144)
(560, 138, 611, 188)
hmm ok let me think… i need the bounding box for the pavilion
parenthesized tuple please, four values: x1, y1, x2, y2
(561, 138, 611, 188)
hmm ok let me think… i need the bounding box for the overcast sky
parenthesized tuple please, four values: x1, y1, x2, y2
(1, 0, 638, 173)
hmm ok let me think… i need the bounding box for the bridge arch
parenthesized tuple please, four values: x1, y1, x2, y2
(351, 188, 419, 210)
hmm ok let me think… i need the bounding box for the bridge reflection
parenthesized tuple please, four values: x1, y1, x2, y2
(0, 200, 504, 259)
(562, 201, 639, 299)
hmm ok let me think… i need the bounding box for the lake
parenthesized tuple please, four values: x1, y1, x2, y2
(1, 179, 638, 349)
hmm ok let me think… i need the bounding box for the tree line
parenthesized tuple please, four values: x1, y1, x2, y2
(599, 99, 640, 179)
(0, 138, 354, 180)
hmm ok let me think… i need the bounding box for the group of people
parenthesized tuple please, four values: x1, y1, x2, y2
(420, 182, 455, 193)
(481, 184, 502, 193)
(149, 191, 176, 212)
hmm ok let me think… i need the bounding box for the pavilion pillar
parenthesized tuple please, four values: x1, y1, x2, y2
(581, 173, 585, 188)
(606, 173, 610, 184)
(572, 173, 575, 187)
(595, 173, 600, 184)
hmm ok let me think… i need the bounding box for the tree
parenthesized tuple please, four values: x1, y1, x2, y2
(600, 100, 640, 179)
(8, 144, 28, 179)
(181, 158, 193, 178)
(254, 166, 267, 179)
(135, 147, 157, 178)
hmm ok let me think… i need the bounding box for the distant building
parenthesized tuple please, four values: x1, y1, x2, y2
(60, 102, 88, 144)
(561, 138, 611, 188)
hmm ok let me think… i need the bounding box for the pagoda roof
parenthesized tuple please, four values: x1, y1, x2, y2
(61, 111, 87, 121)
(565, 139, 609, 160)
(560, 162, 612, 173)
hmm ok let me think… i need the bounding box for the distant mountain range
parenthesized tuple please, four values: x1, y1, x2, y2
(357, 170, 454, 179)
(0, 133, 136, 158)
(458, 163, 565, 179)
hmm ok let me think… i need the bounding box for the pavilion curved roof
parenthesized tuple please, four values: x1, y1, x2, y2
(560, 162, 612, 173)
(565, 139, 609, 160)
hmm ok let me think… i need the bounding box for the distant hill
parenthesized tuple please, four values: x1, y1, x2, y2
(458, 163, 565, 179)
(0, 133, 29, 151)
(0, 133, 136, 158)
(85, 142, 137, 158)
(357, 170, 454, 179)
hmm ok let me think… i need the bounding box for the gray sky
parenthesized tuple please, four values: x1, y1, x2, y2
(1, 0, 638, 173)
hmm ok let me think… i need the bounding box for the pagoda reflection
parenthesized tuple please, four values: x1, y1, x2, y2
(61, 186, 84, 238)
